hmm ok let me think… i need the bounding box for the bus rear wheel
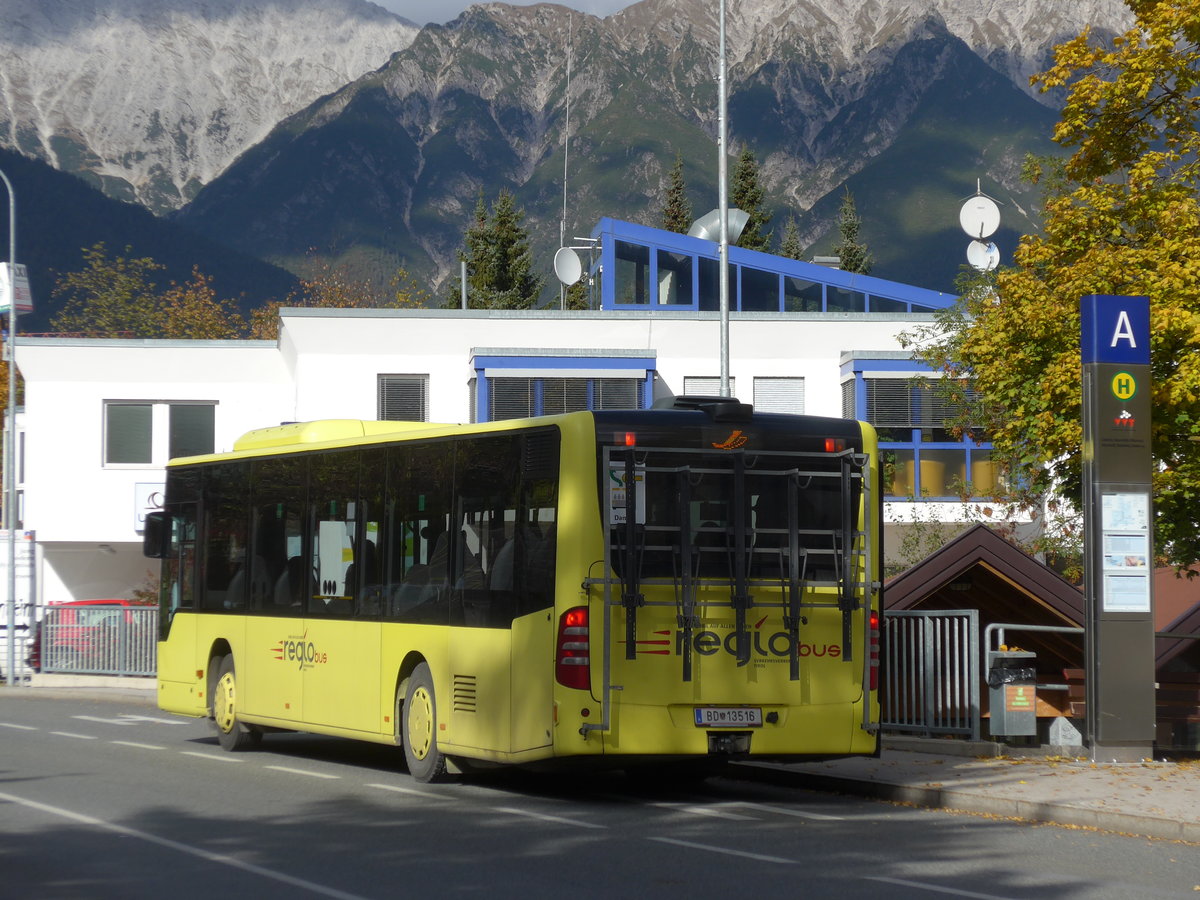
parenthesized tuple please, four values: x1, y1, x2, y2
(402, 663, 448, 783)
(212, 656, 261, 752)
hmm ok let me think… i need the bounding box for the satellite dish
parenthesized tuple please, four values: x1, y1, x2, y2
(687, 207, 750, 244)
(553, 246, 583, 285)
(966, 240, 1000, 271)
(960, 195, 1000, 239)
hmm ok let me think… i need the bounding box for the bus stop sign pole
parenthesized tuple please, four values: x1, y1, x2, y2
(1080, 294, 1156, 762)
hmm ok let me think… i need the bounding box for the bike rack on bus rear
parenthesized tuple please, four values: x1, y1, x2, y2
(581, 443, 878, 740)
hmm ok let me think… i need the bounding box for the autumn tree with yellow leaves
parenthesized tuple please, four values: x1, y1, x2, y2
(909, 0, 1200, 569)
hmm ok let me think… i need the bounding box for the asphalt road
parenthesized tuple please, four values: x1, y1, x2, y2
(1, 691, 1197, 899)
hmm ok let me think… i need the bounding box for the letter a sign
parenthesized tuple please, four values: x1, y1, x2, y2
(1082, 295, 1149, 366)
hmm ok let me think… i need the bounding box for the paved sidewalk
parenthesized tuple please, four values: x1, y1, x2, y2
(745, 744, 1200, 843)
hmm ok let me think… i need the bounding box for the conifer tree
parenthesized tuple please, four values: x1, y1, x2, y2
(660, 153, 692, 234)
(780, 216, 804, 260)
(831, 189, 872, 275)
(452, 189, 544, 309)
(729, 147, 772, 251)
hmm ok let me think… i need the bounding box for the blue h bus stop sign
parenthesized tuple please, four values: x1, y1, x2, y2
(1080, 294, 1155, 761)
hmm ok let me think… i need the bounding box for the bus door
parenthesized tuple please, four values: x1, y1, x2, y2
(243, 456, 308, 722)
(303, 450, 380, 734)
(448, 433, 557, 757)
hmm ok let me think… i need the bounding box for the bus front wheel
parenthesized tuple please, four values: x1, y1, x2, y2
(212, 656, 261, 752)
(402, 663, 448, 783)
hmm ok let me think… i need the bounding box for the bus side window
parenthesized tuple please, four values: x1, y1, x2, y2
(453, 435, 521, 628)
(201, 461, 249, 611)
(309, 449, 359, 617)
(514, 429, 560, 619)
(390, 444, 451, 624)
(250, 456, 307, 614)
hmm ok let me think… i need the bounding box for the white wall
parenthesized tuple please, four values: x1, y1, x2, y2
(15, 311, 924, 604)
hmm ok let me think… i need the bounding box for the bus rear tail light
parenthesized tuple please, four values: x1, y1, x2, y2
(869, 609, 880, 692)
(556, 606, 591, 690)
(825, 437, 846, 453)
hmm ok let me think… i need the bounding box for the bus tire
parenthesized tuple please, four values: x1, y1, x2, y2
(402, 662, 448, 783)
(212, 656, 261, 752)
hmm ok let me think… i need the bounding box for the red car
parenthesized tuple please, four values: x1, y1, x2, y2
(27, 599, 138, 673)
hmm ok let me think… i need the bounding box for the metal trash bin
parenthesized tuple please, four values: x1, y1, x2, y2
(987, 650, 1037, 737)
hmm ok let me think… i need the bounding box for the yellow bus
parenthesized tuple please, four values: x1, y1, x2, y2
(145, 396, 882, 782)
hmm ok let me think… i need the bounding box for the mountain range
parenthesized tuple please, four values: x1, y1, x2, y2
(0, 0, 1134, 313)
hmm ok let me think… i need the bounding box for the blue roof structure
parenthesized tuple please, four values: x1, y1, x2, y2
(587, 218, 955, 314)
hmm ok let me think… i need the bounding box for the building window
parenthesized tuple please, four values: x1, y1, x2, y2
(753, 377, 804, 414)
(378, 375, 429, 422)
(615, 241, 650, 305)
(489, 377, 642, 421)
(105, 401, 215, 466)
(169, 404, 216, 459)
(106, 403, 152, 464)
(683, 376, 736, 397)
(842, 373, 991, 499)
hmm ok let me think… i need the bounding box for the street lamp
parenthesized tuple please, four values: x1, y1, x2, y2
(718, 0, 730, 397)
(1, 166, 16, 687)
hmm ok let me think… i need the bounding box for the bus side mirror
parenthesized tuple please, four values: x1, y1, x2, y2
(143, 510, 170, 559)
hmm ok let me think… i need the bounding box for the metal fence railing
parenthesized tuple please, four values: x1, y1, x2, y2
(882, 609, 981, 741)
(39, 606, 158, 677)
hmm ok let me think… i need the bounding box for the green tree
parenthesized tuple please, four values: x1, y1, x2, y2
(51, 244, 166, 336)
(729, 147, 772, 251)
(908, 2, 1200, 570)
(451, 189, 544, 310)
(660, 153, 692, 234)
(51, 244, 245, 338)
(249, 259, 428, 339)
(780, 216, 804, 260)
(831, 189, 873, 274)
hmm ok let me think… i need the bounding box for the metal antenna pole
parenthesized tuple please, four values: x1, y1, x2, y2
(718, 0, 730, 397)
(1, 167, 16, 686)
(561, 15, 572, 311)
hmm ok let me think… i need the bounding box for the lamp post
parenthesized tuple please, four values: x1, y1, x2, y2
(1, 166, 16, 687)
(718, 0, 730, 397)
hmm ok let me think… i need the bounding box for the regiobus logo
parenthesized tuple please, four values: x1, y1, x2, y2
(273, 631, 328, 670)
(622, 615, 841, 662)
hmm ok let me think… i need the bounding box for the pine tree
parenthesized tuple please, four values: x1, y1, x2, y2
(780, 216, 804, 260)
(451, 189, 544, 309)
(729, 147, 772, 251)
(660, 153, 692, 234)
(831, 189, 872, 274)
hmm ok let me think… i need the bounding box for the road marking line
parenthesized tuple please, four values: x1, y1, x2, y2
(73, 715, 136, 725)
(652, 802, 757, 821)
(265, 766, 340, 780)
(0, 789, 370, 900)
(649, 836, 794, 864)
(491, 806, 607, 830)
(110, 740, 166, 750)
(180, 750, 243, 763)
(116, 714, 188, 725)
(729, 801, 845, 821)
(367, 782, 457, 800)
(50, 731, 97, 740)
(0, 722, 36, 730)
(865, 876, 1017, 899)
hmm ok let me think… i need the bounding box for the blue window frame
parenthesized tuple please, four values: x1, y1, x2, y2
(840, 353, 995, 500)
(471, 351, 656, 423)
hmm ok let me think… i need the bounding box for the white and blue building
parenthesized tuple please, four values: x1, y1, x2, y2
(14, 217, 991, 608)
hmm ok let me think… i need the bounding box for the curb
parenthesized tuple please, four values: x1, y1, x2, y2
(732, 762, 1200, 843)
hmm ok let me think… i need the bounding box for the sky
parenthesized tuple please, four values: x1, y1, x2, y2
(376, 0, 638, 26)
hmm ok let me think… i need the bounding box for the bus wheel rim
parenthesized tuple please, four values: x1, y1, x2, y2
(216, 673, 237, 734)
(407, 687, 433, 761)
